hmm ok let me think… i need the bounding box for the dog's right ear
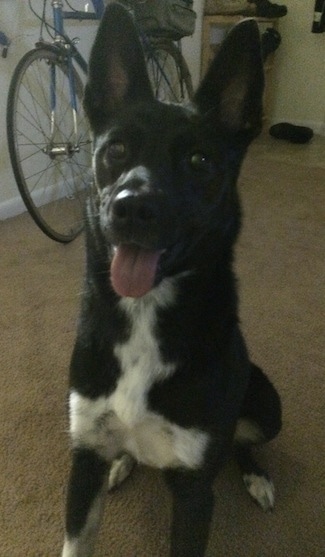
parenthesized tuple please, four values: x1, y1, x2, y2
(194, 19, 264, 142)
(84, 3, 154, 128)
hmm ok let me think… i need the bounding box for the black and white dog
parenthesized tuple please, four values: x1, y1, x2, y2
(62, 4, 282, 556)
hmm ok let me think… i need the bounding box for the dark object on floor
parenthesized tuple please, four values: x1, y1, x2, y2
(248, 0, 287, 18)
(269, 123, 314, 144)
(312, 0, 325, 33)
(261, 27, 281, 60)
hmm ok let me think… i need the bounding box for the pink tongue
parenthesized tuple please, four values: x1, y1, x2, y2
(110, 245, 161, 298)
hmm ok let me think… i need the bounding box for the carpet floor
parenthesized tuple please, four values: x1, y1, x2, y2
(0, 134, 324, 556)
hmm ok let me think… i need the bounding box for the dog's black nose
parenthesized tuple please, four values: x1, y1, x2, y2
(108, 188, 176, 249)
(112, 190, 159, 226)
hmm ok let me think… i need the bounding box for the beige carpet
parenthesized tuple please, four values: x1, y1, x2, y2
(0, 135, 324, 556)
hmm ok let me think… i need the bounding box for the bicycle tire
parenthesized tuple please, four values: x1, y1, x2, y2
(145, 39, 193, 103)
(7, 47, 92, 243)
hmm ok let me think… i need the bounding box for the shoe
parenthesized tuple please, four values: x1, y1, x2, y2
(269, 123, 314, 144)
(248, 0, 287, 18)
(261, 28, 281, 60)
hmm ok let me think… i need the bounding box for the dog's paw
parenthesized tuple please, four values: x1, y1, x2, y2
(243, 473, 275, 511)
(108, 454, 135, 491)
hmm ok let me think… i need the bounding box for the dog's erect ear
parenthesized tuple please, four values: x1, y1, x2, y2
(84, 3, 153, 126)
(194, 20, 264, 140)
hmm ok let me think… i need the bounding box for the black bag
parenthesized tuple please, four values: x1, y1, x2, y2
(134, 0, 197, 40)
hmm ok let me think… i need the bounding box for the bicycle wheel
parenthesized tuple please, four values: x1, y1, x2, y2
(145, 39, 193, 104)
(7, 47, 92, 243)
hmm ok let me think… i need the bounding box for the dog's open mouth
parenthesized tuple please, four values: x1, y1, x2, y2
(110, 244, 164, 298)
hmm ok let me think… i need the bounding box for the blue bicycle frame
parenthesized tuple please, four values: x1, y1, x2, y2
(51, 0, 104, 73)
(46, 0, 104, 148)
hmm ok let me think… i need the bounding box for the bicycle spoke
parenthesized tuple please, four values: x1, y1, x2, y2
(145, 41, 192, 104)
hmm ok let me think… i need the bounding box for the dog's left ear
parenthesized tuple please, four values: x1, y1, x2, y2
(194, 19, 264, 141)
(84, 3, 154, 128)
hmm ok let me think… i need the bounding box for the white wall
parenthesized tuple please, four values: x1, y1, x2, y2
(271, 0, 325, 133)
(182, 0, 204, 89)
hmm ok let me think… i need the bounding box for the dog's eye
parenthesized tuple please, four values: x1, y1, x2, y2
(107, 141, 127, 160)
(189, 152, 210, 171)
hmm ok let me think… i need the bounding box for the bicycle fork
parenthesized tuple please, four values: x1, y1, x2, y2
(46, 54, 80, 159)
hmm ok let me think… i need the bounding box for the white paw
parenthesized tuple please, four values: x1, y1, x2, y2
(243, 473, 275, 511)
(108, 454, 135, 491)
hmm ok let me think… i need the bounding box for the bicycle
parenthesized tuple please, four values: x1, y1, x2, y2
(6, 0, 193, 243)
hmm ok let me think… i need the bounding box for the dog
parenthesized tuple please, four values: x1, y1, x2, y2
(62, 4, 282, 556)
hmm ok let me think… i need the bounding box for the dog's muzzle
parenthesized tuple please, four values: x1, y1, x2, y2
(101, 187, 178, 298)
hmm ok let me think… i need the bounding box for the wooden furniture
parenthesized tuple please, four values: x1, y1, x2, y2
(201, 14, 280, 124)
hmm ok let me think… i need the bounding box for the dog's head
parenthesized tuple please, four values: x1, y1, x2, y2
(84, 3, 264, 298)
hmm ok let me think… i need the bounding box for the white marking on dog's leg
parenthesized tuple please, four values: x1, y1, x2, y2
(243, 473, 275, 512)
(62, 486, 106, 557)
(108, 453, 135, 491)
(62, 538, 79, 557)
(234, 418, 265, 445)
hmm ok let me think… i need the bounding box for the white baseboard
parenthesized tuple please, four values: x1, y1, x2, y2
(0, 170, 93, 221)
(0, 194, 27, 221)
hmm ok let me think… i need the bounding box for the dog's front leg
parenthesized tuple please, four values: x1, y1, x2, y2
(62, 448, 108, 557)
(164, 469, 215, 557)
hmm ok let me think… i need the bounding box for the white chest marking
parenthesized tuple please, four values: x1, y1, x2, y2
(69, 279, 209, 470)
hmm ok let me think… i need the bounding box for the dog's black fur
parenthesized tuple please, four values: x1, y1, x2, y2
(62, 4, 282, 556)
